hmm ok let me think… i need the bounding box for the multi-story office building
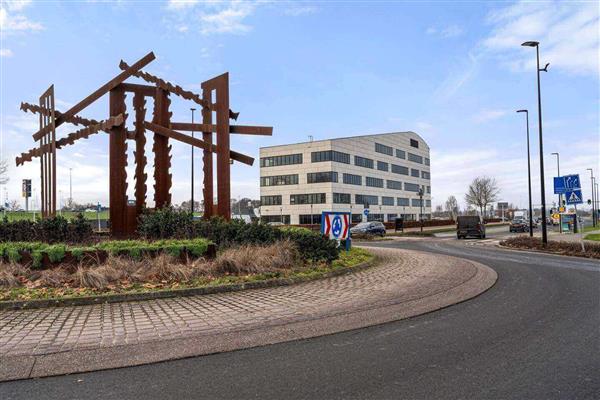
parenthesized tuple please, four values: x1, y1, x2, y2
(259, 132, 431, 225)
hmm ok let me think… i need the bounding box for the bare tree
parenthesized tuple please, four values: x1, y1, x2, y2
(8, 200, 21, 211)
(444, 195, 459, 220)
(0, 159, 8, 185)
(465, 176, 500, 216)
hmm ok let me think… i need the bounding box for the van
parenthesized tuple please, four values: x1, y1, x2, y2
(456, 216, 486, 239)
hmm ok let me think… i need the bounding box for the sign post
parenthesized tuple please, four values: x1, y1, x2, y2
(554, 174, 583, 234)
(22, 179, 32, 213)
(321, 211, 351, 251)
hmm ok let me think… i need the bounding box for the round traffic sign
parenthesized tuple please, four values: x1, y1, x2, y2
(331, 215, 342, 238)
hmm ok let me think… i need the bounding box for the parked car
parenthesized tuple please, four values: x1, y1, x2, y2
(509, 218, 529, 233)
(456, 215, 486, 239)
(350, 221, 386, 237)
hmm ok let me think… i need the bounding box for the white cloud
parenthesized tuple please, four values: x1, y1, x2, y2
(471, 109, 508, 124)
(0, 3, 43, 34)
(0, 48, 13, 57)
(426, 24, 464, 38)
(284, 6, 317, 17)
(166, 0, 199, 10)
(165, 0, 258, 35)
(483, 1, 599, 76)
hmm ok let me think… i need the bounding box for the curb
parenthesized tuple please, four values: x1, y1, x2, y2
(0, 259, 375, 311)
(496, 243, 599, 260)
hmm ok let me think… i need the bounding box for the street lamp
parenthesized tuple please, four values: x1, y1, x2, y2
(587, 168, 596, 227)
(190, 108, 196, 215)
(522, 40, 550, 244)
(517, 109, 534, 237)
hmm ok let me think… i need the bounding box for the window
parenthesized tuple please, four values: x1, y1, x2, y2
(261, 215, 290, 224)
(425, 157, 430, 166)
(396, 149, 406, 159)
(260, 174, 298, 186)
(343, 173, 362, 185)
(260, 153, 302, 167)
(412, 198, 423, 207)
(426, 199, 431, 207)
(387, 214, 398, 222)
(375, 143, 393, 156)
(307, 171, 338, 183)
(404, 183, 420, 192)
(427, 186, 431, 194)
(299, 214, 322, 224)
(355, 194, 378, 206)
(354, 155, 374, 169)
(367, 214, 384, 222)
(408, 153, 423, 163)
(421, 171, 430, 180)
(311, 150, 350, 164)
(333, 193, 351, 204)
(366, 176, 383, 188)
(411, 168, 420, 177)
(377, 161, 389, 171)
(387, 180, 402, 190)
(391, 164, 409, 175)
(260, 195, 282, 206)
(397, 197, 410, 206)
(351, 214, 363, 223)
(410, 139, 419, 148)
(290, 193, 326, 205)
(382, 196, 394, 206)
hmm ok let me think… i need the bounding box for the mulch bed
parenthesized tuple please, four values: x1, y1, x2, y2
(500, 236, 600, 259)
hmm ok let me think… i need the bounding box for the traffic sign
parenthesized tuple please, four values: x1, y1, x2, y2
(363, 208, 369, 216)
(554, 174, 581, 194)
(321, 211, 351, 251)
(565, 189, 583, 205)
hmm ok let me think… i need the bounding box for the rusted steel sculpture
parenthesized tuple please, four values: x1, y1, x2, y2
(16, 51, 272, 236)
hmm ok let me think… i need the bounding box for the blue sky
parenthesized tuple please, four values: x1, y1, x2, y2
(1, 0, 598, 211)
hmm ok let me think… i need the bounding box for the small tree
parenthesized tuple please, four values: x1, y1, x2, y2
(465, 176, 500, 216)
(8, 200, 21, 211)
(444, 195, 459, 220)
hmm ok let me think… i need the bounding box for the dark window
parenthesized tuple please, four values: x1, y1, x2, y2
(261, 215, 290, 224)
(354, 155, 374, 169)
(290, 193, 326, 205)
(408, 153, 423, 164)
(299, 214, 322, 224)
(382, 196, 394, 206)
(260, 174, 298, 186)
(412, 199, 423, 207)
(391, 164, 409, 175)
(366, 176, 384, 188)
(260, 195, 282, 206)
(396, 149, 406, 159)
(375, 143, 393, 156)
(424, 157, 430, 166)
(404, 183, 420, 192)
(410, 139, 419, 148)
(421, 171, 430, 180)
(367, 214, 384, 222)
(333, 193, 351, 204)
(387, 213, 398, 222)
(427, 186, 431, 194)
(307, 171, 338, 183)
(343, 173, 362, 185)
(355, 194, 378, 206)
(426, 199, 431, 207)
(377, 161, 389, 171)
(311, 150, 350, 164)
(387, 180, 402, 190)
(397, 197, 410, 206)
(351, 214, 363, 223)
(411, 168, 420, 177)
(260, 153, 302, 167)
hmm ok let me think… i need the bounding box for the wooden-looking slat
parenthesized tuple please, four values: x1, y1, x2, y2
(169, 122, 272, 136)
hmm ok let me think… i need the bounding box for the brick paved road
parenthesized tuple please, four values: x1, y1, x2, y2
(0, 248, 480, 359)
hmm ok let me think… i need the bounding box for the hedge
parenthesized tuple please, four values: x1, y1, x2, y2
(0, 214, 93, 244)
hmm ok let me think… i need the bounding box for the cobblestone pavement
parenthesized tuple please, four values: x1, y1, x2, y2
(0, 247, 479, 358)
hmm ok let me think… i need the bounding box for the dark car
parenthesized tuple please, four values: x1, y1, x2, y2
(509, 218, 528, 233)
(456, 215, 486, 239)
(350, 221, 386, 237)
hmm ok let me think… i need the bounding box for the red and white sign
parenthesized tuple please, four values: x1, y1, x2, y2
(322, 212, 350, 240)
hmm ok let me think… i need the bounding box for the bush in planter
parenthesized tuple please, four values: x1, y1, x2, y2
(68, 213, 93, 243)
(137, 207, 194, 239)
(279, 226, 339, 263)
(35, 216, 70, 243)
(0, 218, 36, 242)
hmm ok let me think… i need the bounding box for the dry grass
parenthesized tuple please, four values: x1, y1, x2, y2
(0, 262, 28, 288)
(501, 236, 600, 259)
(213, 240, 301, 275)
(36, 268, 71, 288)
(73, 266, 109, 290)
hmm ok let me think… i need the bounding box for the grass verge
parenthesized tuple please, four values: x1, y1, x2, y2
(500, 236, 600, 259)
(584, 233, 600, 242)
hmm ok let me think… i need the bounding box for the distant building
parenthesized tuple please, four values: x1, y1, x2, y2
(259, 132, 431, 225)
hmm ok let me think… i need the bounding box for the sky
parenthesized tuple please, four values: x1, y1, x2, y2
(1, 0, 598, 212)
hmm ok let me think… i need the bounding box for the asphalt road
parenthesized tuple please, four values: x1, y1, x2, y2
(1, 239, 599, 400)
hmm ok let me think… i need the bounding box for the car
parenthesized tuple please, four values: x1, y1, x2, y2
(350, 221, 386, 237)
(456, 215, 486, 239)
(509, 218, 529, 233)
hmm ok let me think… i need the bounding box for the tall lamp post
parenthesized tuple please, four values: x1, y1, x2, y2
(517, 109, 534, 237)
(522, 40, 549, 244)
(551, 152, 562, 233)
(190, 108, 196, 215)
(588, 168, 596, 227)
(418, 188, 424, 232)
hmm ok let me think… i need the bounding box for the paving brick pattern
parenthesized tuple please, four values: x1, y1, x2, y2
(0, 248, 477, 357)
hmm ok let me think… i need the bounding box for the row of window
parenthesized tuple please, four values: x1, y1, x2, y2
(262, 213, 432, 225)
(307, 171, 338, 183)
(259, 153, 302, 167)
(311, 150, 350, 164)
(260, 174, 299, 187)
(261, 194, 432, 208)
(374, 142, 429, 166)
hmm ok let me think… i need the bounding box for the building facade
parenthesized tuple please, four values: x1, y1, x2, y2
(259, 132, 431, 225)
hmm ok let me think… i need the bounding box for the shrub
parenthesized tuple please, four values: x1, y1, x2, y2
(279, 226, 339, 263)
(35, 216, 70, 243)
(68, 213, 93, 243)
(0, 219, 36, 242)
(137, 207, 194, 239)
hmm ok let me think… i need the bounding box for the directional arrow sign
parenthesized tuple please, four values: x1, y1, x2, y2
(564, 174, 581, 190)
(565, 189, 583, 205)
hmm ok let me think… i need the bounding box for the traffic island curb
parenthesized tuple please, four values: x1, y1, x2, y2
(0, 247, 497, 382)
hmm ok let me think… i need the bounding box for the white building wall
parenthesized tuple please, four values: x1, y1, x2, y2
(259, 132, 431, 225)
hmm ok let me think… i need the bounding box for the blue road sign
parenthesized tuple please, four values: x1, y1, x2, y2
(363, 208, 370, 216)
(554, 174, 581, 194)
(566, 189, 583, 205)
